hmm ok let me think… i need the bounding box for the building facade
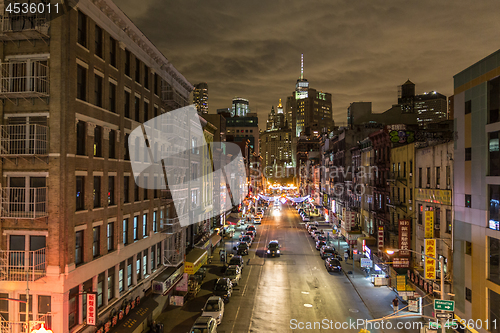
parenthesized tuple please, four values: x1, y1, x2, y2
(193, 82, 208, 115)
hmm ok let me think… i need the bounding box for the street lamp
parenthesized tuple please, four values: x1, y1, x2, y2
(386, 248, 447, 333)
(31, 324, 53, 333)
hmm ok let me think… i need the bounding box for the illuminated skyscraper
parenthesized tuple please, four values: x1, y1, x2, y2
(193, 82, 209, 114)
(232, 97, 250, 117)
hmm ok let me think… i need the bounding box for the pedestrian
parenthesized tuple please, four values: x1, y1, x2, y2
(344, 251, 349, 262)
(392, 297, 399, 312)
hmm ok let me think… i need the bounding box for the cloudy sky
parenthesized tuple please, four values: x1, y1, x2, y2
(114, 0, 500, 128)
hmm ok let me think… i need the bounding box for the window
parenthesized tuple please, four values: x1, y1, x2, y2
(136, 254, 141, 280)
(75, 231, 84, 265)
(119, 262, 125, 292)
(157, 242, 161, 268)
(144, 176, 148, 200)
(134, 182, 139, 202)
(446, 166, 451, 187)
(409, 160, 413, 175)
(77, 11, 87, 47)
(143, 214, 148, 238)
(489, 131, 500, 176)
(465, 147, 471, 161)
(94, 176, 101, 208)
(76, 121, 86, 155)
(124, 133, 130, 160)
(68, 287, 79, 329)
(125, 50, 131, 76)
(154, 176, 158, 198)
(95, 25, 103, 58)
(76, 176, 85, 211)
(77, 65, 87, 101)
(135, 58, 141, 83)
(144, 65, 149, 90)
(19, 294, 33, 322)
(435, 207, 441, 232)
(489, 289, 500, 332)
(465, 287, 472, 302)
(0, 293, 8, 321)
(151, 247, 155, 271)
(97, 273, 104, 308)
(133, 216, 138, 241)
(144, 101, 149, 122)
(109, 82, 116, 113)
(154, 106, 158, 129)
(465, 194, 472, 208)
(465, 100, 471, 114)
(436, 166, 440, 186)
(466, 241, 472, 255)
(124, 176, 130, 203)
(143, 251, 147, 276)
(109, 130, 115, 159)
(107, 269, 114, 301)
(122, 218, 128, 245)
(426, 167, 431, 186)
(38, 295, 51, 317)
(127, 261, 132, 287)
(93, 226, 100, 258)
(446, 209, 452, 234)
(124, 90, 131, 118)
(154, 73, 159, 95)
(153, 211, 157, 233)
(418, 167, 422, 188)
(135, 96, 140, 122)
(489, 185, 500, 230)
(108, 176, 115, 205)
(95, 74, 103, 107)
(109, 37, 117, 67)
(94, 125, 102, 157)
(107, 222, 114, 251)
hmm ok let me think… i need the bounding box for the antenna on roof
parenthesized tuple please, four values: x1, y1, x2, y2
(300, 54, 304, 80)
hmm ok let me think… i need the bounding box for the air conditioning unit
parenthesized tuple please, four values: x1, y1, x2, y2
(447, 185, 451, 189)
(409, 173, 412, 177)
(408, 200, 412, 204)
(409, 206, 412, 211)
(434, 223, 440, 230)
(426, 184, 430, 188)
(436, 184, 440, 188)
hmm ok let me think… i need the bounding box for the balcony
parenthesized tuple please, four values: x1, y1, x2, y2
(163, 249, 183, 267)
(0, 247, 46, 281)
(0, 60, 49, 100)
(387, 196, 407, 213)
(160, 216, 186, 234)
(0, 13, 50, 40)
(387, 172, 407, 186)
(161, 83, 187, 110)
(0, 187, 47, 219)
(0, 124, 48, 158)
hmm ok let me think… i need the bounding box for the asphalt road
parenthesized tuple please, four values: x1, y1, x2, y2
(217, 203, 377, 333)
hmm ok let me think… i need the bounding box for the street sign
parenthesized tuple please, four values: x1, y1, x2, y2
(436, 312, 454, 320)
(434, 300, 455, 311)
(360, 258, 373, 268)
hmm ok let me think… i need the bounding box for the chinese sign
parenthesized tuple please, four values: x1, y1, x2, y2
(398, 219, 411, 257)
(425, 211, 434, 239)
(415, 188, 452, 206)
(378, 226, 384, 252)
(87, 292, 97, 326)
(175, 273, 189, 292)
(396, 275, 407, 291)
(393, 257, 410, 268)
(323, 193, 328, 207)
(425, 238, 436, 280)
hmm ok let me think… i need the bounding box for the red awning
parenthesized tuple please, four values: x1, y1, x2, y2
(226, 216, 239, 225)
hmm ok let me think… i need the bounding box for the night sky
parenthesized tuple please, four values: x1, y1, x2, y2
(114, 0, 500, 129)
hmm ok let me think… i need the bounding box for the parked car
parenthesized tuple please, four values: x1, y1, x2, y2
(315, 240, 327, 250)
(189, 316, 218, 333)
(253, 218, 262, 224)
(316, 235, 327, 242)
(325, 257, 342, 273)
(201, 296, 225, 325)
(311, 230, 324, 238)
(308, 226, 317, 233)
(213, 278, 233, 302)
(240, 235, 252, 247)
(267, 240, 281, 257)
(302, 216, 310, 222)
(246, 225, 257, 235)
(236, 242, 249, 255)
(320, 246, 336, 259)
(245, 230, 255, 241)
(224, 265, 242, 286)
(228, 255, 244, 271)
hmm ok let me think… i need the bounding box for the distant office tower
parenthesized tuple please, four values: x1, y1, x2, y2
(193, 82, 208, 114)
(232, 97, 250, 117)
(267, 99, 286, 130)
(226, 113, 259, 153)
(285, 54, 333, 137)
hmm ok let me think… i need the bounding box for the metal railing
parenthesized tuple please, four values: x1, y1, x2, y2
(0, 124, 48, 155)
(161, 83, 187, 110)
(0, 187, 48, 218)
(0, 247, 46, 281)
(163, 249, 183, 267)
(0, 13, 50, 36)
(0, 60, 49, 97)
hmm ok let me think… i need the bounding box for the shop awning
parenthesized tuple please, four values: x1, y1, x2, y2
(109, 296, 159, 333)
(210, 234, 222, 247)
(226, 216, 239, 225)
(184, 248, 207, 275)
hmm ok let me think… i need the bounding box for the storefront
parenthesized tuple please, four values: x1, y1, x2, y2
(108, 296, 159, 333)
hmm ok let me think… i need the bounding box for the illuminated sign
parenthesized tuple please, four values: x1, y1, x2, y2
(295, 91, 308, 100)
(378, 226, 384, 251)
(415, 188, 452, 205)
(87, 293, 97, 326)
(425, 211, 434, 238)
(424, 239, 436, 280)
(398, 219, 411, 257)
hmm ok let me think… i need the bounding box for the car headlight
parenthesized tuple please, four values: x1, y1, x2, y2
(267, 250, 270, 253)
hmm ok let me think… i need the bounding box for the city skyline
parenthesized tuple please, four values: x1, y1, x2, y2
(114, 0, 500, 127)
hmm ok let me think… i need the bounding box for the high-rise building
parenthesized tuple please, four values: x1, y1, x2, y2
(266, 99, 285, 130)
(0, 2, 193, 332)
(193, 82, 208, 114)
(232, 97, 250, 117)
(285, 55, 333, 138)
(226, 113, 259, 153)
(453, 49, 500, 327)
